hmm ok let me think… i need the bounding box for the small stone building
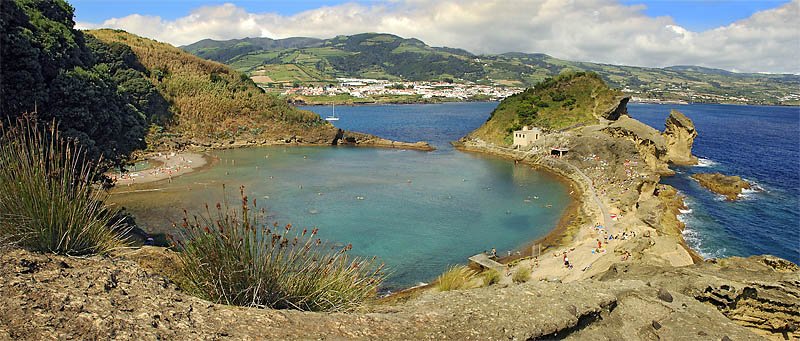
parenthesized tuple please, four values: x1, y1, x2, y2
(513, 126, 542, 148)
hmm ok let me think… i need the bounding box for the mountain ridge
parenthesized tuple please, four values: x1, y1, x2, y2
(182, 33, 800, 105)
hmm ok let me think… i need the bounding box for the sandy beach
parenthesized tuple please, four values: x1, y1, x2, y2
(111, 152, 210, 186)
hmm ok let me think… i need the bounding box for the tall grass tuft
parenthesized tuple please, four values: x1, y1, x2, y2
(512, 267, 531, 284)
(482, 269, 501, 286)
(173, 186, 385, 312)
(0, 117, 129, 255)
(436, 265, 477, 291)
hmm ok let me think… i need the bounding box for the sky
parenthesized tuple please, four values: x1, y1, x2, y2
(73, 0, 800, 74)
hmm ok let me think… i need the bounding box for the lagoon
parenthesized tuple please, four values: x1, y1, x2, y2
(111, 103, 572, 289)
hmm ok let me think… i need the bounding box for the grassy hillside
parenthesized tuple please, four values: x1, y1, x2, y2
(468, 72, 622, 145)
(183, 33, 799, 105)
(88, 30, 335, 144)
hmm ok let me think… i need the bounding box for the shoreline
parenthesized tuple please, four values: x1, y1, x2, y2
(113, 139, 435, 186)
(453, 136, 698, 283)
(294, 98, 799, 108)
(292, 98, 498, 107)
(453, 144, 587, 262)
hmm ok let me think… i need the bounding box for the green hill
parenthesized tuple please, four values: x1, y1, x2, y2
(182, 33, 799, 105)
(466, 72, 624, 145)
(88, 29, 334, 144)
(0, 0, 335, 166)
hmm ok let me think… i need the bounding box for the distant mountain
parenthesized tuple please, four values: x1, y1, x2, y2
(182, 33, 800, 105)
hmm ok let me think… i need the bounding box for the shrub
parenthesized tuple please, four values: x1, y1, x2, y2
(482, 269, 501, 286)
(0, 118, 129, 255)
(512, 267, 531, 284)
(436, 265, 477, 291)
(173, 186, 385, 312)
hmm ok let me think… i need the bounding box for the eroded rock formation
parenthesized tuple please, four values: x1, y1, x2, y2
(602, 116, 673, 175)
(600, 96, 630, 121)
(663, 110, 698, 165)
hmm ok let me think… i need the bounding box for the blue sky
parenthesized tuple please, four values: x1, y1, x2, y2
(621, 0, 791, 31)
(72, 0, 789, 32)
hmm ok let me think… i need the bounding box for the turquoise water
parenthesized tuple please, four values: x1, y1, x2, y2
(112, 103, 571, 289)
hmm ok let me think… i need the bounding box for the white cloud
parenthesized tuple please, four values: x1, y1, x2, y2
(79, 0, 800, 73)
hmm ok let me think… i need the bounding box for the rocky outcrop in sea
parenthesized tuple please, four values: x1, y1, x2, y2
(663, 110, 699, 165)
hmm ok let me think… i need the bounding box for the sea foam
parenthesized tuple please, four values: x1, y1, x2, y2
(695, 158, 718, 168)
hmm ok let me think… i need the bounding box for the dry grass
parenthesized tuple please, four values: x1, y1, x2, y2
(173, 185, 385, 312)
(0, 117, 129, 255)
(482, 269, 501, 286)
(512, 267, 531, 284)
(436, 265, 477, 291)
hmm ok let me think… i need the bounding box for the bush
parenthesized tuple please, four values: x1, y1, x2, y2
(436, 265, 477, 291)
(512, 267, 531, 284)
(0, 118, 129, 255)
(482, 269, 501, 286)
(173, 186, 385, 312)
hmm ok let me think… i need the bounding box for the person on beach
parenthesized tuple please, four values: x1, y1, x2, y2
(490, 248, 497, 258)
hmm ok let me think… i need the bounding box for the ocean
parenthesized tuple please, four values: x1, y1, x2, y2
(629, 103, 799, 263)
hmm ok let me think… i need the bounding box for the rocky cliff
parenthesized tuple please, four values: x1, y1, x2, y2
(663, 110, 699, 165)
(601, 116, 673, 175)
(601, 96, 630, 121)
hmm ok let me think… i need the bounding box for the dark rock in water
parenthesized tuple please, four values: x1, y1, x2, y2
(691, 173, 752, 201)
(658, 288, 674, 303)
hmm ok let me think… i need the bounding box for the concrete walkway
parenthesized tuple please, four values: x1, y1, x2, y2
(469, 253, 506, 272)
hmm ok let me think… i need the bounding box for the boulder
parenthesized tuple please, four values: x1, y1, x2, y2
(662, 110, 698, 165)
(691, 173, 752, 201)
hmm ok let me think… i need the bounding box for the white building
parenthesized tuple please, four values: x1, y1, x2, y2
(513, 126, 542, 149)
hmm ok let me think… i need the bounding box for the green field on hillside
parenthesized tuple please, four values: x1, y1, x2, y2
(183, 34, 799, 105)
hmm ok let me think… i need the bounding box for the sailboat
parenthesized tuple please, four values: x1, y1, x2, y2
(325, 103, 340, 121)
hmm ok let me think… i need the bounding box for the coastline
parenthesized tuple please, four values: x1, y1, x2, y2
(453, 135, 698, 283)
(114, 137, 435, 186)
(293, 97, 798, 107)
(453, 143, 587, 261)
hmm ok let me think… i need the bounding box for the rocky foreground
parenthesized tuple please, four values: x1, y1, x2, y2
(0, 247, 797, 340)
